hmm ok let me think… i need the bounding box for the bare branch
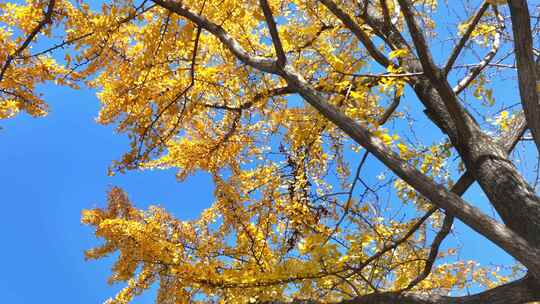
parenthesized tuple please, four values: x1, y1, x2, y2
(395, 0, 439, 81)
(323, 93, 401, 245)
(259, 0, 287, 67)
(318, 0, 390, 67)
(397, 0, 480, 153)
(453, 5, 503, 94)
(443, 1, 490, 77)
(403, 212, 454, 291)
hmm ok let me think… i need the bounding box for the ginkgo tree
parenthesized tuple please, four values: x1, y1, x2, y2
(2, 0, 540, 303)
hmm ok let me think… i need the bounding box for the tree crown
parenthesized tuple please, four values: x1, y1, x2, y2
(2, 0, 540, 303)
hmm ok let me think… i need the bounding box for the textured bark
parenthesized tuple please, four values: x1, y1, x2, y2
(507, 0, 540, 154)
(330, 5, 539, 246)
(394, 1, 540, 247)
(262, 275, 540, 304)
(394, 58, 540, 249)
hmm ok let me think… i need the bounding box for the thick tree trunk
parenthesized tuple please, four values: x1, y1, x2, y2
(507, 0, 540, 154)
(359, 5, 540, 249)
(411, 76, 540, 247)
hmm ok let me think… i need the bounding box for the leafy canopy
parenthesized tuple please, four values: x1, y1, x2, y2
(1, 0, 539, 303)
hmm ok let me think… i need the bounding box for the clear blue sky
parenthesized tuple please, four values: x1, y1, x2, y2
(0, 1, 525, 303)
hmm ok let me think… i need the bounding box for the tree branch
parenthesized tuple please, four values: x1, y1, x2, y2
(279, 63, 540, 277)
(443, 1, 490, 77)
(261, 275, 540, 304)
(397, 0, 478, 144)
(453, 5, 503, 94)
(318, 0, 390, 67)
(354, 111, 525, 290)
(403, 212, 454, 291)
(391, 5, 540, 248)
(0, 0, 56, 82)
(507, 0, 540, 154)
(151, 0, 540, 277)
(259, 0, 287, 67)
(151, 0, 279, 74)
